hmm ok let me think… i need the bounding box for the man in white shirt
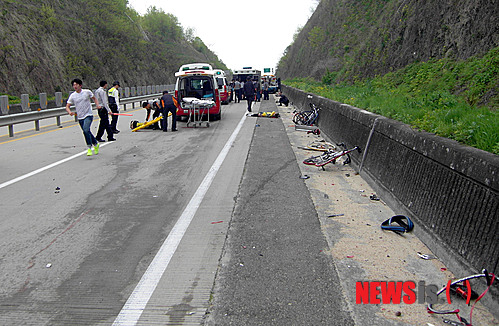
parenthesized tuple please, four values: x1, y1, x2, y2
(65, 78, 101, 156)
(95, 80, 116, 142)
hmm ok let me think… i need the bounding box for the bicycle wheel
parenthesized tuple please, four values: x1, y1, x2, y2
(306, 141, 336, 152)
(314, 151, 339, 167)
(303, 152, 327, 165)
(293, 111, 312, 125)
(292, 112, 306, 124)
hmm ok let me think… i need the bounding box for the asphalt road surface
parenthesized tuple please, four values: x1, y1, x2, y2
(2, 97, 496, 326)
(0, 97, 352, 325)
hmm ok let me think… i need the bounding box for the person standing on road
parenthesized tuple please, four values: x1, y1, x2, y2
(65, 78, 101, 156)
(95, 80, 116, 142)
(229, 80, 235, 102)
(263, 79, 270, 100)
(234, 80, 241, 103)
(255, 79, 262, 102)
(108, 81, 120, 134)
(160, 91, 178, 132)
(243, 76, 255, 112)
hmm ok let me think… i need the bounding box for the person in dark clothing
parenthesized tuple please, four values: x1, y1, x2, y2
(160, 91, 177, 132)
(278, 92, 289, 106)
(95, 80, 115, 142)
(143, 101, 162, 129)
(108, 81, 120, 133)
(243, 76, 255, 112)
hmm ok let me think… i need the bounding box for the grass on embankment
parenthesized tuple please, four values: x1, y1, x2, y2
(285, 47, 499, 155)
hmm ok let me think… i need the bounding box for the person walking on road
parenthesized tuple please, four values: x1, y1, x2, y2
(65, 78, 101, 156)
(95, 80, 116, 142)
(243, 76, 255, 112)
(255, 79, 262, 102)
(234, 80, 241, 103)
(108, 81, 121, 134)
(263, 79, 270, 100)
(160, 91, 178, 132)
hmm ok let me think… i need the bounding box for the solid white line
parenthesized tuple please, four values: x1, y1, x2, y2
(113, 112, 248, 326)
(0, 143, 110, 190)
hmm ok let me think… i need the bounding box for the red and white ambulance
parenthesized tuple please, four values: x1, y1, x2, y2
(174, 63, 222, 120)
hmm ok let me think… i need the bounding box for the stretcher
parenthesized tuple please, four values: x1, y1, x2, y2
(131, 116, 162, 132)
(131, 111, 174, 132)
(182, 97, 215, 128)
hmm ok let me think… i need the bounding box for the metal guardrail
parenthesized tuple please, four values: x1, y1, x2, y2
(0, 93, 162, 137)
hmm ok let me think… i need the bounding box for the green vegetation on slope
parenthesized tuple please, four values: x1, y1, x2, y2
(286, 47, 499, 154)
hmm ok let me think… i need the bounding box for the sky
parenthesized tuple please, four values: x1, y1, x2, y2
(127, 0, 319, 72)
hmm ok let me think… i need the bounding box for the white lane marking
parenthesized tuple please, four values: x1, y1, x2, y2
(0, 143, 110, 190)
(113, 112, 248, 325)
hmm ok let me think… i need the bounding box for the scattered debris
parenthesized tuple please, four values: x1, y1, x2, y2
(211, 221, 223, 224)
(299, 175, 310, 179)
(381, 215, 414, 234)
(346, 255, 354, 258)
(307, 129, 320, 135)
(328, 214, 345, 218)
(46, 263, 52, 268)
(417, 252, 437, 260)
(395, 311, 401, 317)
(442, 318, 466, 326)
(370, 194, 380, 201)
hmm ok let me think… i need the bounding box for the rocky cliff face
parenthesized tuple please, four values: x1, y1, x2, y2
(0, 0, 226, 95)
(278, 0, 498, 82)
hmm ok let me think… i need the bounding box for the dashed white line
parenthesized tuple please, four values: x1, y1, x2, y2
(0, 143, 110, 190)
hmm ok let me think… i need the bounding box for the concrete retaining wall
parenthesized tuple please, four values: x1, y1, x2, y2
(283, 85, 498, 309)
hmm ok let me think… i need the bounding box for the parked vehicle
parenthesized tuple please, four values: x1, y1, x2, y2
(262, 73, 278, 94)
(233, 67, 261, 83)
(174, 63, 222, 120)
(214, 69, 230, 104)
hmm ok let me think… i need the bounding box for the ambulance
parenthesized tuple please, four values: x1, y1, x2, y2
(214, 69, 229, 104)
(174, 63, 222, 120)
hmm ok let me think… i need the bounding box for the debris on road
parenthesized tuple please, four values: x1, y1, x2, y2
(417, 252, 437, 260)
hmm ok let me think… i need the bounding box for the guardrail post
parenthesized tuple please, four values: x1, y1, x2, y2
(21, 94, 30, 112)
(123, 87, 130, 111)
(55, 92, 63, 125)
(147, 85, 152, 95)
(55, 92, 63, 107)
(39, 93, 47, 110)
(0, 95, 14, 136)
(131, 87, 136, 97)
(0, 95, 9, 115)
(35, 93, 48, 131)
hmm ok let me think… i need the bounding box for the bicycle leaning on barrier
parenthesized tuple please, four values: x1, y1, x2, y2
(293, 102, 320, 126)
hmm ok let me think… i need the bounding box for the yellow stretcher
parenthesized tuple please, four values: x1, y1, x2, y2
(131, 111, 174, 132)
(131, 116, 162, 132)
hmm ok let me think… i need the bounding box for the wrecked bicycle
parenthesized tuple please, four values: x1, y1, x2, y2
(303, 143, 361, 169)
(293, 102, 320, 126)
(427, 269, 496, 326)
